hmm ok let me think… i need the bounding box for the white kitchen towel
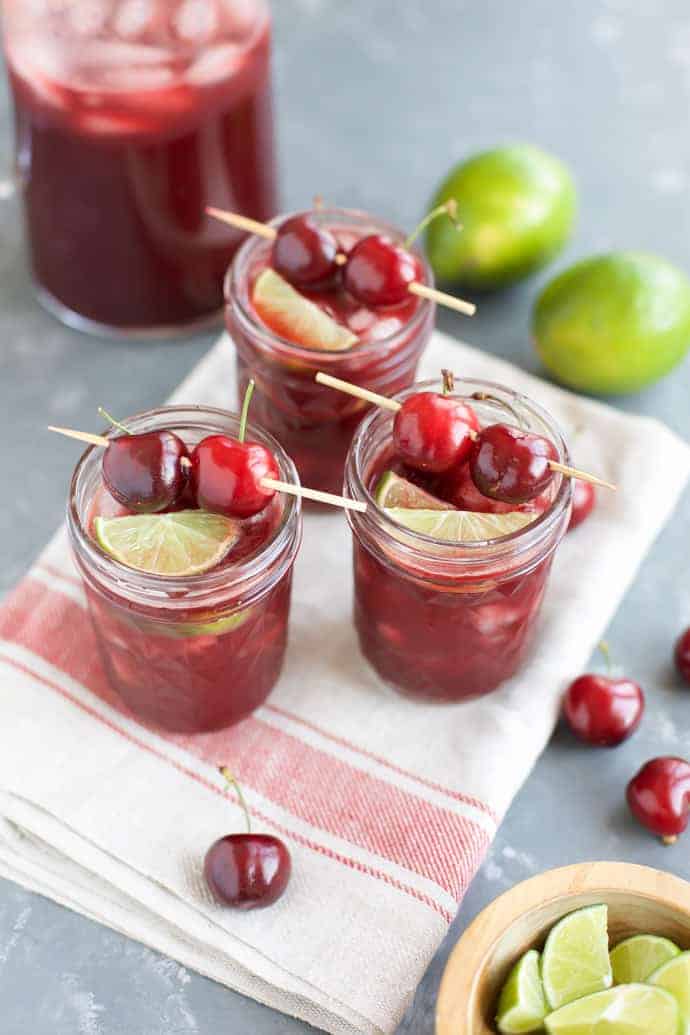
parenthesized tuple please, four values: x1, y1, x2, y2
(1, 331, 688, 1035)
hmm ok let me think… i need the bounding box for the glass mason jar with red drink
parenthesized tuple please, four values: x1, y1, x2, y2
(344, 378, 572, 702)
(67, 405, 301, 733)
(225, 207, 435, 495)
(2, 0, 277, 336)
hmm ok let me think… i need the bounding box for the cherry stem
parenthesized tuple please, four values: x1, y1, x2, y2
(404, 200, 461, 250)
(598, 640, 613, 675)
(238, 380, 255, 445)
(219, 766, 251, 834)
(441, 369, 455, 396)
(98, 407, 132, 436)
(471, 392, 526, 430)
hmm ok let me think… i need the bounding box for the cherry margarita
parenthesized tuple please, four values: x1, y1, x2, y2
(67, 406, 301, 733)
(3, 0, 277, 335)
(344, 379, 572, 702)
(225, 208, 435, 494)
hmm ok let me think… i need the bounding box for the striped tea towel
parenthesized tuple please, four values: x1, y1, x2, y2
(1, 330, 689, 1035)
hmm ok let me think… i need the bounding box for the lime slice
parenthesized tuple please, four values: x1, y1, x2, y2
(253, 268, 358, 351)
(610, 935, 680, 985)
(496, 949, 548, 1033)
(648, 951, 690, 1029)
(374, 471, 451, 510)
(94, 510, 241, 576)
(384, 507, 534, 541)
(541, 905, 612, 1011)
(544, 984, 679, 1034)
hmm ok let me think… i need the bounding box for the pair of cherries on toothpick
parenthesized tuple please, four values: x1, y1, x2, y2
(49, 382, 367, 520)
(316, 371, 615, 503)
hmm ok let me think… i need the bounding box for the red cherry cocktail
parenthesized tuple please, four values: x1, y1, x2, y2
(67, 406, 301, 733)
(3, 0, 277, 335)
(344, 379, 572, 701)
(225, 208, 435, 494)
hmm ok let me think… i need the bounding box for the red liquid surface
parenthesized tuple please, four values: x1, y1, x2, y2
(353, 452, 555, 702)
(83, 484, 292, 733)
(5, 0, 277, 330)
(229, 227, 433, 493)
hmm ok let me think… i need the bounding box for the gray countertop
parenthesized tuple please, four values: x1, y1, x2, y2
(2, 1, 690, 1031)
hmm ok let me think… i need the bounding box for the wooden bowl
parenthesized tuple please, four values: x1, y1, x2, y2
(436, 861, 690, 1035)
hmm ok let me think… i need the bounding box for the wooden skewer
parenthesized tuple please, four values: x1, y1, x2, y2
(48, 426, 365, 512)
(205, 206, 476, 317)
(313, 373, 617, 492)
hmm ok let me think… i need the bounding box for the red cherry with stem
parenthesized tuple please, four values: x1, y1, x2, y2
(674, 628, 690, 685)
(563, 642, 644, 747)
(393, 371, 480, 474)
(99, 408, 189, 513)
(568, 478, 596, 531)
(470, 422, 558, 504)
(272, 214, 339, 287)
(204, 767, 291, 909)
(344, 201, 460, 307)
(192, 381, 278, 519)
(627, 757, 690, 844)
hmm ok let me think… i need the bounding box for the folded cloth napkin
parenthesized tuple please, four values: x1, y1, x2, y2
(1, 330, 689, 1035)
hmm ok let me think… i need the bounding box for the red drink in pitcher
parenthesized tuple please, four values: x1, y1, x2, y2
(3, 0, 277, 335)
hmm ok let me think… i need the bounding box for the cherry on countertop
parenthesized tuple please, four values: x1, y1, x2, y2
(568, 478, 596, 531)
(627, 757, 690, 843)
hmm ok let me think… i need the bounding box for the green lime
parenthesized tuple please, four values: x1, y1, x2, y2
(384, 507, 533, 541)
(610, 935, 680, 985)
(648, 951, 690, 1028)
(94, 510, 240, 576)
(426, 144, 576, 289)
(544, 984, 680, 1034)
(496, 949, 548, 1034)
(374, 471, 451, 510)
(533, 252, 690, 394)
(541, 905, 612, 1011)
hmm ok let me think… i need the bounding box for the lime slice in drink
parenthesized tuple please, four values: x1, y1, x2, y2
(544, 984, 680, 1034)
(541, 905, 612, 1011)
(648, 951, 690, 1028)
(94, 510, 241, 576)
(253, 268, 357, 351)
(374, 471, 452, 510)
(384, 507, 534, 541)
(610, 935, 680, 985)
(496, 949, 548, 1033)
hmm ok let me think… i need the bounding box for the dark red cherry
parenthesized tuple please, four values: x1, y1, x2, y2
(674, 628, 690, 685)
(627, 757, 690, 842)
(204, 833, 291, 910)
(394, 391, 479, 474)
(568, 478, 596, 531)
(192, 435, 278, 519)
(102, 430, 189, 513)
(563, 674, 644, 747)
(344, 234, 422, 307)
(272, 214, 338, 287)
(191, 381, 278, 519)
(470, 424, 558, 504)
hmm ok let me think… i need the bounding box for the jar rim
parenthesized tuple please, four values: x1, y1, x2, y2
(345, 376, 572, 574)
(67, 404, 302, 608)
(224, 206, 435, 364)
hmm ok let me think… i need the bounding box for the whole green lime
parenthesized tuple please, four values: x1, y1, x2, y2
(425, 144, 576, 289)
(533, 252, 690, 394)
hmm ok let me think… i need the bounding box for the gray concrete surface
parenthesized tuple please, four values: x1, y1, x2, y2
(2, 1, 690, 1031)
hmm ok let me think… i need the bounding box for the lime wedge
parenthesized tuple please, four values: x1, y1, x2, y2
(648, 951, 690, 1029)
(94, 510, 241, 576)
(496, 949, 548, 1033)
(253, 268, 358, 351)
(374, 471, 452, 510)
(541, 905, 612, 1011)
(384, 507, 534, 542)
(544, 984, 679, 1034)
(610, 935, 680, 985)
